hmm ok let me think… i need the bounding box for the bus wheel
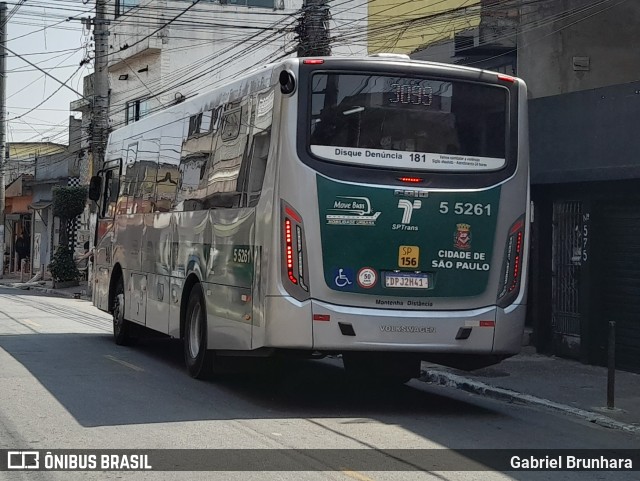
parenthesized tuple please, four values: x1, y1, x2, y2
(343, 353, 418, 386)
(112, 277, 133, 346)
(184, 284, 214, 379)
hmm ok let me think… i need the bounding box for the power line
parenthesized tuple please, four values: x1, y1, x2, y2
(7, 64, 84, 121)
(3, 43, 85, 98)
(8, 0, 629, 147)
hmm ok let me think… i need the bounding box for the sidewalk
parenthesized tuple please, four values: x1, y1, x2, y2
(0, 272, 90, 300)
(421, 345, 640, 434)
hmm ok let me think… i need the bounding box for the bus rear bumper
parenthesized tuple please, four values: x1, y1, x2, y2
(310, 299, 526, 355)
(262, 296, 526, 356)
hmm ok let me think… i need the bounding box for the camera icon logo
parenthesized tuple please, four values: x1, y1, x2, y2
(7, 451, 40, 469)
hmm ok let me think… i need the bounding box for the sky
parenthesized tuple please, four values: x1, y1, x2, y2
(6, 0, 91, 145)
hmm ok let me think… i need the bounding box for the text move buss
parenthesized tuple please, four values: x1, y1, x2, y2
(88, 55, 530, 383)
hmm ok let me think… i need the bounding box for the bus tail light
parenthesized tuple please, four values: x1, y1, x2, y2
(282, 201, 309, 298)
(398, 177, 423, 184)
(497, 215, 525, 308)
(497, 74, 516, 83)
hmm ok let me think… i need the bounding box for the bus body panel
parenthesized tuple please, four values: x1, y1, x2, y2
(94, 66, 276, 347)
(168, 275, 183, 339)
(493, 303, 527, 354)
(146, 271, 171, 334)
(203, 281, 253, 350)
(247, 96, 282, 350)
(171, 207, 256, 350)
(144, 213, 172, 335)
(263, 296, 313, 349)
(94, 265, 110, 312)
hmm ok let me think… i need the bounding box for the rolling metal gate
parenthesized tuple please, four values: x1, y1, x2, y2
(600, 200, 640, 372)
(551, 201, 583, 358)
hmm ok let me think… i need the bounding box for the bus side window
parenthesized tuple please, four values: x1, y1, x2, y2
(101, 170, 112, 217)
(201, 101, 248, 209)
(245, 128, 270, 207)
(102, 168, 120, 218)
(121, 143, 139, 214)
(243, 89, 274, 207)
(177, 107, 216, 212)
(220, 107, 241, 142)
(133, 139, 159, 214)
(188, 113, 203, 138)
(157, 124, 184, 212)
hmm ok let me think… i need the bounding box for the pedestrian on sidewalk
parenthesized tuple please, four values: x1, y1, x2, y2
(75, 241, 94, 279)
(15, 232, 29, 272)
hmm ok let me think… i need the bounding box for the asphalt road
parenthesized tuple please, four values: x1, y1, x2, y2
(0, 287, 638, 481)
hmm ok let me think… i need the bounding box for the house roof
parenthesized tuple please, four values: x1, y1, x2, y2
(5, 174, 34, 198)
(29, 201, 52, 210)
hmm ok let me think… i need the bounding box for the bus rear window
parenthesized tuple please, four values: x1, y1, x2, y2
(309, 73, 508, 172)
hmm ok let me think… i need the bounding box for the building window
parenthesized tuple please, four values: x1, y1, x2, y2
(115, 0, 138, 17)
(126, 99, 149, 125)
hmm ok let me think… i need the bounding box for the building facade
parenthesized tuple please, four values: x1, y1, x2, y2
(4, 174, 33, 273)
(407, 0, 518, 74)
(105, 0, 367, 130)
(2, 142, 67, 276)
(4, 142, 67, 185)
(29, 118, 85, 274)
(367, 0, 481, 55)
(520, 0, 640, 372)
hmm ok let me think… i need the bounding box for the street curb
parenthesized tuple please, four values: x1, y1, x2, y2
(7, 284, 90, 301)
(28, 286, 81, 299)
(421, 369, 640, 435)
(30, 286, 90, 300)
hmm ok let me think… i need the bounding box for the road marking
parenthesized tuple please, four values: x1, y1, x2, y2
(105, 355, 144, 372)
(21, 319, 41, 329)
(341, 470, 376, 481)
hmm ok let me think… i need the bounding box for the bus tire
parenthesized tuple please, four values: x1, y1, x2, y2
(112, 277, 133, 346)
(183, 283, 214, 379)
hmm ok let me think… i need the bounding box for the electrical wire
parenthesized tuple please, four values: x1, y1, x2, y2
(7, 0, 630, 149)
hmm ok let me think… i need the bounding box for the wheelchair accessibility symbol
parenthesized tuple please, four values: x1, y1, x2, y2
(332, 267, 354, 289)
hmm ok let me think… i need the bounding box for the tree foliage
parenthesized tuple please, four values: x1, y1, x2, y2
(52, 186, 88, 250)
(52, 186, 87, 219)
(49, 245, 80, 282)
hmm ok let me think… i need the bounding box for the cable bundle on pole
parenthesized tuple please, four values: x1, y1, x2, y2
(297, 0, 331, 57)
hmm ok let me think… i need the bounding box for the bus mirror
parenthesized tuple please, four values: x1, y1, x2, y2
(88, 176, 102, 202)
(279, 70, 296, 95)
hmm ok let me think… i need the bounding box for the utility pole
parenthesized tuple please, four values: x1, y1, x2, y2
(0, 2, 7, 279)
(92, 0, 109, 177)
(86, 0, 108, 296)
(297, 0, 331, 57)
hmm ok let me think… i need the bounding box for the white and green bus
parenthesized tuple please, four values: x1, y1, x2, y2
(89, 55, 530, 383)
